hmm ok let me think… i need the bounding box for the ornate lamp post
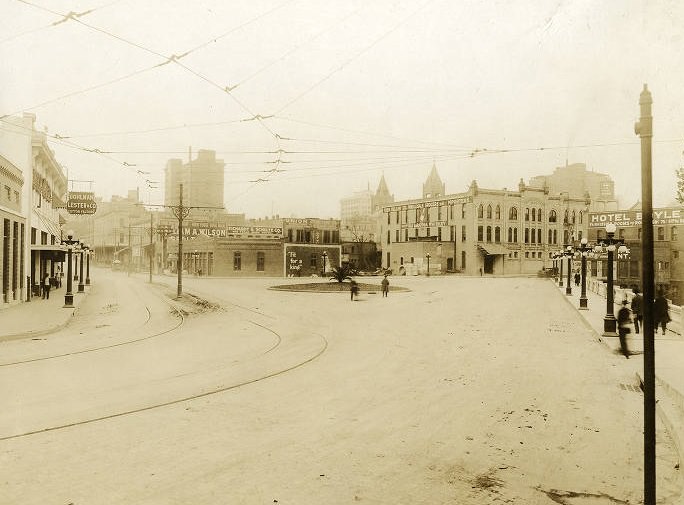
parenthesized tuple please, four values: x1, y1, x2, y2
(577, 238, 589, 309)
(426, 252, 431, 276)
(322, 250, 328, 276)
(85, 244, 91, 286)
(61, 231, 78, 307)
(73, 250, 79, 281)
(558, 250, 564, 287)
(78, 241, 85, 293)
(564, 245, 573, 295)
(594, 223, 625, 335)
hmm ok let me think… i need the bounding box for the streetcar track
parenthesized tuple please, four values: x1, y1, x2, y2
(0, 331, 328, 441)
(0, 290, 185, 367)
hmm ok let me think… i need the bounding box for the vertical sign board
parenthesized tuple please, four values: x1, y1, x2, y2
(66, 192, 97, 215)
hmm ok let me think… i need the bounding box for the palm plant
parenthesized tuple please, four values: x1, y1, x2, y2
(329, 264, 357, 283)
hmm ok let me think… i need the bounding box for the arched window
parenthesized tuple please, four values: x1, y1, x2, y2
(495, 226, 501, 243)
(564, 210, 569, 224)
(486, 226, 492, 242)
(486, 204, 492, 219)
(538, 208, 542, 222)
(478, 204, 484, 218)
(549, 210, 557, 223)
(579, 211, 583, 224)
(548, 229, 553, 244)
(514, 228, 518, 242)
(509, 207, 518, 220)
(538, 228, 542, 243)
(508, 227, 513, 242)
(530, 228, 535, 243)
(525, 208, 530, 221)
(572, 210, 576, 224)
(524, 228, 529, 243)
(495, 205, 501, 219)
(553, 229, 557, 244)
(532, 208, 536, 221)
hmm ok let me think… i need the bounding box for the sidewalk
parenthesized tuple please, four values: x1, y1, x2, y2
(554, 276, 684, 494)
(0, 282, 89, 341)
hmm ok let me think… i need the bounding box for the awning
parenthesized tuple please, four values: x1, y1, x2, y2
(31, 244, 67, 261)
(477, 243, 509, 255)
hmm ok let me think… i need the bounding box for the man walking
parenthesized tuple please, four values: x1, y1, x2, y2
(617, 300, 632, 358)
(42, 273, 51, 300)
(631, 287, 643, 334)
(381, 275, 389, 297)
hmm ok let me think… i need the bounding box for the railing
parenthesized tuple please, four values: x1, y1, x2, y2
(587, 278, 681, 336)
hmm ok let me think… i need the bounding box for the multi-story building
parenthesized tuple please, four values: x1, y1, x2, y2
(381, 167, 590, 276)
(164, 149, 225, 210)
(0, 152, 25, 304)
(587, 204, 684, 304)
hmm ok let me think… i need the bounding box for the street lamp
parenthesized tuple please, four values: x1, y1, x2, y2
(73, 248, 79, 281)
(577, 237, 589, 309)
(85, 244, 91, 286)
(558, 250, 564, 287)
(77, 241, 85, 293)
(61, 230, 78, 307)
(564, 245, 573, 295)
(322, 250, 328, 276)
(426, 252, 431, 276)
(192, 250, 199, 275)
(594, 222, 625, 335)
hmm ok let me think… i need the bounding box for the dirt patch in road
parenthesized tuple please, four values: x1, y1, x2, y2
(270, 281, 410, 293)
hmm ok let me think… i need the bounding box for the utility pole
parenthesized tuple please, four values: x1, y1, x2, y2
(128, 223, 132, 277)
(635, 83, 655, 505)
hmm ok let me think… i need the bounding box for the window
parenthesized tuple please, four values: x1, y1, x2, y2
(549, 210, 557, 223)
(572, 210, 576, 224)
(478, 204, 484, 218)
(395, 230, 399, 242)
(257, 252, 265, 271)
(486, 205, 492, 219)
(508, 227, 513, 243)
(461, 204, 466, 219)
(486, 226, 492, 242)
(438, 227, 442, 241)
(674, 250, 680, 259)
(538, 208, 542, 222)
(478, 226, 484, 241)
(579, 211, 583, 224)
(537, 229, 542, 243)
(495, 226, 500, 243)
(462, 225, 466, 241)
(564, 210, 569, 224)
(525, 208, 530, 221)
(495, 205, 501, 220)
(509, 207, 518, 220)
(658, 227, 665, 240)
(525, 252, 529, 258)
(450, 226, 455, 241)
(553, 230, 557, 244)
(532, 208, 536, 221)
(396, 211, 400, 224)
(387, 212, 391, 224)
(530, 228, 535, 244)
(387, 230, 391, 244)
(310, 255, 317, 268)
(405, 229, 408, 241)
(30, 227, 36, 245)
(233, 252, 242, 271)
(426, 227, 431, 237)
(672, 227, 678, 241)
(438, 206, 443, 220)
(524, 228, 529, 243)
(450, 205, 454, 220)
(548, 230, 553, 244)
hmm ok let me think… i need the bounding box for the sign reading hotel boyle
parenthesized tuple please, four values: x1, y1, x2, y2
(66, 191, 97, 215)
(588, 207, 684, 228)
(383, 195, 471, 212)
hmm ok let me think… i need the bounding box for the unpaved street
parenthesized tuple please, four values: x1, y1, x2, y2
(0, 271, 679, 504)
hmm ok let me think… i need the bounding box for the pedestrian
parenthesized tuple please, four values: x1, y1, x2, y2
(630, 287, 643, 334)
(381, 275, 389, 297)
(574, 271, 580, 287)
(654, 289, 670, 336)
(617, 299, 631, 358)
(350, 279, 359, 301)
(479, 267, 483, 277)
(42, 273, 51, 300)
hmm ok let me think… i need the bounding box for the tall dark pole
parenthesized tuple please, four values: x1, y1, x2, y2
(64, 246, 74, 306)
(603, 224, 617, 335)
(78, 247, 85, 293)
(172, 184, 189, 299)
(426, 253, 430, 276)
(85, 247, 91, 286)
(565, 249, 572, 295)
(635, 83, 655, 505)
(559, 253, 564, 287)
(579, 239, 588, 309)
(74, 253, 79, 281)
(149, 213, 153, 284)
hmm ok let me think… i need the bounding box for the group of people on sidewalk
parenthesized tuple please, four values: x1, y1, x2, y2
(617, 287, 671, 358)
(40, 269, 63, 300)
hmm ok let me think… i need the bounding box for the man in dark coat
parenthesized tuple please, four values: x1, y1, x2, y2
(617, 300, 632, 358)
(630, 288, 643, 334)
(654, 290, 670, 335)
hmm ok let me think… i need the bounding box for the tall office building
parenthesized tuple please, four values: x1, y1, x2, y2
(164, 149, 225, 210)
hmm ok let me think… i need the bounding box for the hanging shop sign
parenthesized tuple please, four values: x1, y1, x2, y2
(66, 191, 97, 215)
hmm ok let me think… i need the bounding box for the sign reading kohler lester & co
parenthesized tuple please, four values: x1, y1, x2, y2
(66, 191, 98, 215)
(588, 207, 684, 228)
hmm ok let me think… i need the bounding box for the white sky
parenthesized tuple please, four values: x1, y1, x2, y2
(1, 0, 683, 218)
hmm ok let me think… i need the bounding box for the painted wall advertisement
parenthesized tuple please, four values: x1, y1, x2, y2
(588, 208, 684, 228)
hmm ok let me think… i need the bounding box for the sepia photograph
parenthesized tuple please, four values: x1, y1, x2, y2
(1, 1, 684, 503)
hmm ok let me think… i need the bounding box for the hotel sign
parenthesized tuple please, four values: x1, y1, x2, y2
(588, 207, 684, 228)
(384, 195, 471, 213)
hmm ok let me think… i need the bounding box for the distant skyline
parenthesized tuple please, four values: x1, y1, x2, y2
(2, 0, 683, 218)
